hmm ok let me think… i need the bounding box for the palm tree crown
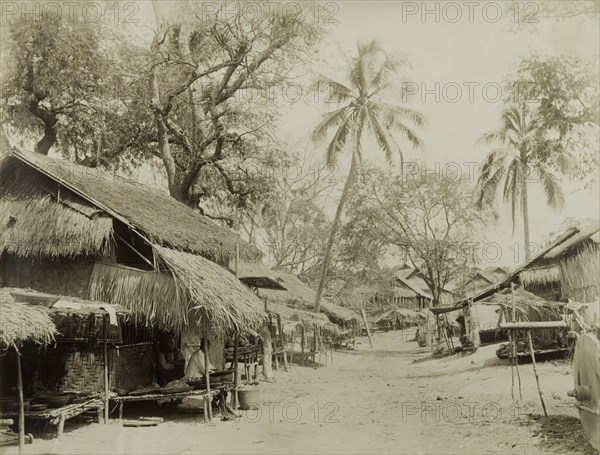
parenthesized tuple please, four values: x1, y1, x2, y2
(311, 40, 426, 313)
(476, 104, 565, 260)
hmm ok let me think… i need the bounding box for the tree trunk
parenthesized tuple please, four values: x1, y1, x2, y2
(34, 120, 57, 155)
(313, 154, 357, 313)
(521, 161, 531, 261)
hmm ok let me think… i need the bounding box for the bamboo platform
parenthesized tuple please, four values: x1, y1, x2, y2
(0, 398, 104, 436)
(110, 390, 219, 422)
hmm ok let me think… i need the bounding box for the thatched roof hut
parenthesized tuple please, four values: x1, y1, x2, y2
(456, 223, 599, 306)
(1, 149, 267, 332)
(0, 289, 56, 349)
(1, 149, 260, 262)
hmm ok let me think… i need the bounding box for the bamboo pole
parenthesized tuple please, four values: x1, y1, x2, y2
(527, 331, 548, 417)
(232, 332, 239, 410)
(510, 284, 522, 400)
(235, 243, 239, 278)
(361, 308, 373, 348)
(203, 329, 212, 421)
(500, 321, 567, 330)
(103, 315, 109, 423)
(15, 346, 24, 453)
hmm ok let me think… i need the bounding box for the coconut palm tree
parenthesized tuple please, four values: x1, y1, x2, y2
(311, 40, 426, 313)
(476, 104, 565, 261)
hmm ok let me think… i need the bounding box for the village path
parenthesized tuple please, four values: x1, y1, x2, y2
(2, 331, 593, 455)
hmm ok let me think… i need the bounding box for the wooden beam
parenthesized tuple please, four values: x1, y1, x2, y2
(103, 315, 109, 423)
(114, 232, 155, 270)
(500, 321, 567, 330)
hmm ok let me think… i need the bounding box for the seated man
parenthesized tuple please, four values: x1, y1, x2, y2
(184, 339, 216, 381)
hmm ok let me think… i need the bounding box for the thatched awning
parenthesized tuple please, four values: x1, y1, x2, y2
(3, 150, 260, 262)
(375, 308, 424, 323)
(479, 288, 563, 322)
(519, 266, 561, 287)
(0, 175, 112, 258)
(255, 271, 359, 323)
(90, 249, 267, 332)
(0, 289, 56, 349)
(237, 262, 287, 290)
(153, 246, 267, 330)
(319, 301, 361, 322)
(267, 301, 330, 328)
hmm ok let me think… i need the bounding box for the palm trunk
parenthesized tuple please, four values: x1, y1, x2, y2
(521, 162, 531, 261)
(313, 154, 357, 313)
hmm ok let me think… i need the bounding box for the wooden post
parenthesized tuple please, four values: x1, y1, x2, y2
(361, 308, 373, 348)
(527, 331, 548, 417)
(232, 332, 239, 410)
(235, 243, 239, 278)
(510, 283, 522, 400)
(103, 314, 109, 423)
(203, 329, 212, 421)
(278, 315, 288, 371)
(15, 347, 24, 453)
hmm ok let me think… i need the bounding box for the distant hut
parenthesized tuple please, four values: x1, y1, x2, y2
(392, 274, 433, 310)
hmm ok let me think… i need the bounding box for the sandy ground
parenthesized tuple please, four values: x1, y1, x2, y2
(1, 330, 595, 455)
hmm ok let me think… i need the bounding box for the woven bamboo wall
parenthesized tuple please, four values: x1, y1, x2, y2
(26, 345, 107, 393)
(112, 343, 155, 392)
(2, 254, 97, 299)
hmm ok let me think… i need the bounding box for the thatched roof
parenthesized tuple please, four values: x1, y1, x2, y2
(237, 262, 287, 290)
(480, 288, 563, 321)
(395, 275, 433, 300)
(375, 308, 425, 324)
(1, 149, 260, 262)
(542, 223, 599, 261)
(90, 247, 267, 331)
(519, 266, 561, 287)
(455, 224, 598, 306)
(267, 301, 331, 328)
(255, 271, 360, 322)
(0, 174, 112, 258)
(154, 246, 266, 330)
(0, 289, 57, 348)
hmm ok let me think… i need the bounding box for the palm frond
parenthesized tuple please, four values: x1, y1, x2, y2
(313, 76, 356, 104)
(311, 106, 351, 143)
(366, 107, 400, 162)
(477, 131, 506, 146)
(535, 165, 565, 210)
(475, 149, 513, 210)
(378, 102, 427, 128)
(325, 111, 355, 165)
(503, 160, 521, 231)
(368, 52, 410, 96)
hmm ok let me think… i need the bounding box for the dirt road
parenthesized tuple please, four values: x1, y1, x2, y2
(1, 331, 593, 454)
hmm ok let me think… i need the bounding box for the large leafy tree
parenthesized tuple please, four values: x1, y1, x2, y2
(476, 105, 565, 260)
(507, 54, 599, 187)
(311, 40, 426, 312)
(351, 166, 490, 307)
(1, 12, 142, 159)
(148, 2, 324, 206)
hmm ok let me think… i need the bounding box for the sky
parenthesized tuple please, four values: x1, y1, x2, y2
(43, 1, 600, 268)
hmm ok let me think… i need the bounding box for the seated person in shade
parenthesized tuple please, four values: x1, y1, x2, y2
(157, 336, 185, 386)
(184, 339, 216, 381)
